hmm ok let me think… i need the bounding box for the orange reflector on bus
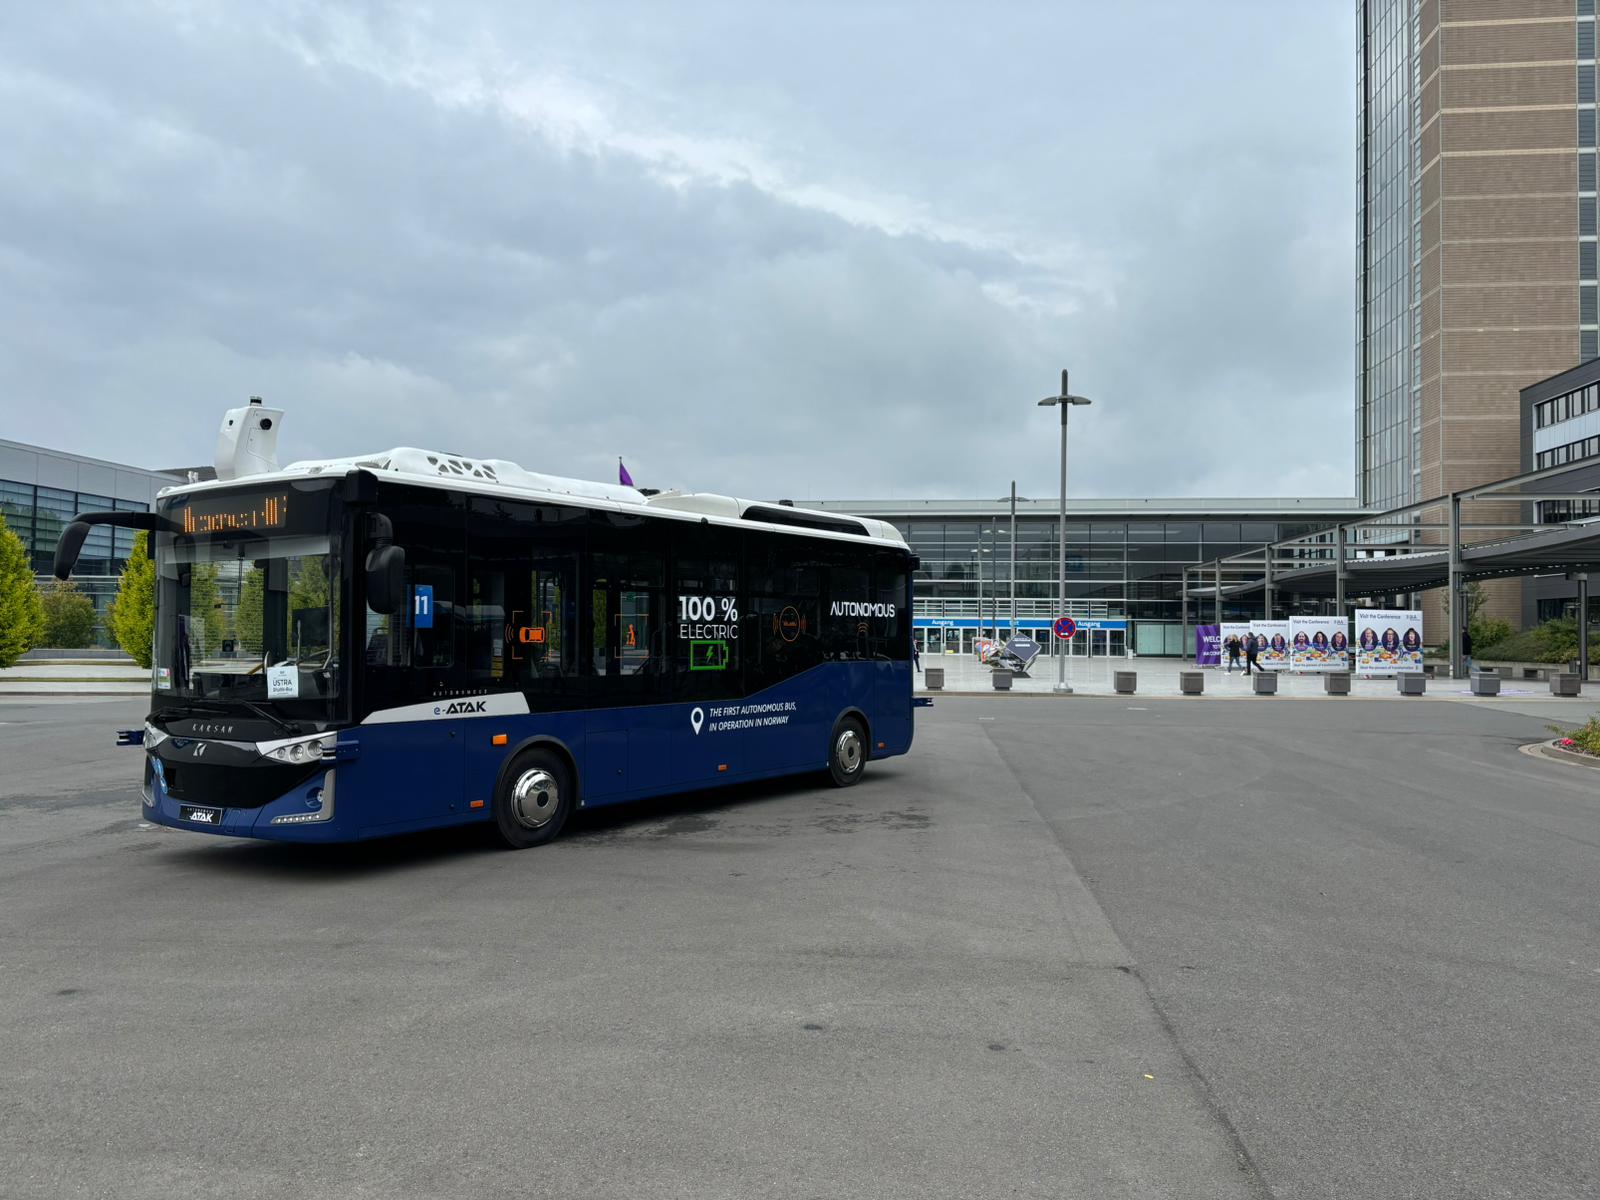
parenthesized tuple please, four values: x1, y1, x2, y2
(491, 734, 508, 746)
(470, 799, 485, 809)
(877, 742, 886, 749)
(717, 764, 728, 772)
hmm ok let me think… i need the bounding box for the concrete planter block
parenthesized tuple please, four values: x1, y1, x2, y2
(1113, 670, 1137, 695)
(1252, 671, 1278, 695)
(1552, 673, 1581, 696)
(1470, 671, 1501, 697)
(1324, 673, 1351, 695)
(1178, 670, 1204, 695)
(1396, 673, 1425, 696)
(991, 670, 1013, 691)
(924, 667, 944, 691)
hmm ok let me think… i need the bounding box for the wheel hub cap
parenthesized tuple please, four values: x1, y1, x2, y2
(511, 768, 560, 829)
(836, 730, 862, 773)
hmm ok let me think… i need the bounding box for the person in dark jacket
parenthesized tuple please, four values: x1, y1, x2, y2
(1244, 633, 1263, 676)
(1224, 635, 1242, 674)
(1460, 626, 1473, 677)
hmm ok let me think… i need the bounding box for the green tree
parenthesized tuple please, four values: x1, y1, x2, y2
(108, 531, 156, 668)
(0, 511, 45, 667)
(235, 566, 264, 655)
(289, 557, 329, 612)
(40, 579, 98, 649)
(189, 563, 226, 653)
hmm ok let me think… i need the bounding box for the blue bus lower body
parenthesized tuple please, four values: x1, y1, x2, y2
(141, 662, 914, 844)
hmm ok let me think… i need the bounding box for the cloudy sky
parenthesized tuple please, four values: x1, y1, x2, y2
(0, 1, 1354, 502)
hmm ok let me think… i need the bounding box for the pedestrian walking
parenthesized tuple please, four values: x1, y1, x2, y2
(1244, 633, 1263, 676)
(1460, 626, 1473, 677)
(1224, 635, 1241, 674)
(912, 638, 922, 673)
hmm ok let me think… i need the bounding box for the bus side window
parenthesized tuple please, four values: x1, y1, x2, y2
(873, 552, 910, 660)
(466, 497, 582, 707)
(671, 524, 741, 700)
(746, 533, 822, 691)
(822, 548, 873, 661)
(588, 511, 668, 700)
(364, 488, 465, 711)
(410, 564, 456, 668)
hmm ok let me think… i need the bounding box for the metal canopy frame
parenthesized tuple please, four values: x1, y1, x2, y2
(1178, 459, 1600, 679)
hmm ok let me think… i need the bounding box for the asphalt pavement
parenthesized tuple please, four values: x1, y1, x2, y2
(1, 694, 1596, 1198)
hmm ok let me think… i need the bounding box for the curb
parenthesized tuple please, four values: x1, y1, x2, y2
(1519, 740, 1600, 770)
(0, 688, 148, 697)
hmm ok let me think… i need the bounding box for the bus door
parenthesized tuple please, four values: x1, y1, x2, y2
(461, 497, 586, 810)
(359, 503, 466, 830)
(587, 538, 671, 799)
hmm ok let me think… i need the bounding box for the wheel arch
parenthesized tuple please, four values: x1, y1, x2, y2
(494, 734, 582, 809)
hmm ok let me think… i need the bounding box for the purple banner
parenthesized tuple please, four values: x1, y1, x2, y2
(1195, 624, 1221, 666)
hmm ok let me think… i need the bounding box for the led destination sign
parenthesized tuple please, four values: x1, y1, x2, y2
(178, 494, 290, 535)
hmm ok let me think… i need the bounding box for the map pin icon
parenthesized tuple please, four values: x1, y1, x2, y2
(690, 707, 704, 735)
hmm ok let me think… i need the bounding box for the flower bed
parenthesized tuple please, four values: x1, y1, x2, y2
(1547, 715, 1600, 757)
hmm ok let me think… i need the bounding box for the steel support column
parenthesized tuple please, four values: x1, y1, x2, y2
(1448, 494, 1463, 680)
(1335, 524, 1346, 614)
(1181, 568, 1189, 657)
(1581, 574, 1591, 682)
(1263, 550, 1274, 621)
(1214, 559, 1222, 627)
(1009, 481, 1017, 641)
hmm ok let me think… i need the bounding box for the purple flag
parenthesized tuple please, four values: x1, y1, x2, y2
(618, 457, 634, 488)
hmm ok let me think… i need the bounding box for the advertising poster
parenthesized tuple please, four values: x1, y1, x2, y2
(1249, 620, 1290, 670)
(1354, 609, 1424, 676)
(1219, 622, 1252, 668)
(1289, 615, 1349, 672)
(1194, 624, 1220, 666)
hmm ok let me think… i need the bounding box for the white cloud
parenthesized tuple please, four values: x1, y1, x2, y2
(0, 1, 1354, 502)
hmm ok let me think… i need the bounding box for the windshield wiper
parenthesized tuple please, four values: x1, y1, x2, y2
(233, 699, 302, 736)
(151, 700, 231, 724)
(151, 698, 300, 736)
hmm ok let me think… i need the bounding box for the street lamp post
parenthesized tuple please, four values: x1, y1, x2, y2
(1038, 370, 1093, 695)
(971, 548, 983, 649)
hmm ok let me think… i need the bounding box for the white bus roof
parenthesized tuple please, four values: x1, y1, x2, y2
(156, 446, 908, 548)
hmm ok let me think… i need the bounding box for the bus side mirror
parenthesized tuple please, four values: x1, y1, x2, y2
(53, 521, 91, 580)
(366, 544, 406, 615)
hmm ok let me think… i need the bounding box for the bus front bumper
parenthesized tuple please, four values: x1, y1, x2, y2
(142, 759, 345, 842)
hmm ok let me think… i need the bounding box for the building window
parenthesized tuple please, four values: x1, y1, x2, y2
(1585, 70, 1598, 106)
(1587, 330, 1600, 361)
(1584, 108, 1598, 148)
(1583, 22, 1598, 61)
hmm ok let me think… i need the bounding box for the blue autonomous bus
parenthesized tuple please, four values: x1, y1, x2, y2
(54, 401, 918, 848)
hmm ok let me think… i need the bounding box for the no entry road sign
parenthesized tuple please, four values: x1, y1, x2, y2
(1053, 616, 1077, 641)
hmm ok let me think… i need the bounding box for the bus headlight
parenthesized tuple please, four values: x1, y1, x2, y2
(263, 735, 327, 764)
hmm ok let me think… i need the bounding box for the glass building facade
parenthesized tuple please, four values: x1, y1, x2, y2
(1357, 0, 1421, 512)
(812, 500, 1362, 656)
(0, 440, 184, 645)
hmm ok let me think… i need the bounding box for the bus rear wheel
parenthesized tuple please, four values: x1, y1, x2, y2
(827, 717, 867, 788)
(493, 748, 573, 849)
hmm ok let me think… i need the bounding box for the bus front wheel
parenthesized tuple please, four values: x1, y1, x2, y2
(827, 717, 868, 788)
(493, 748, 573, 849)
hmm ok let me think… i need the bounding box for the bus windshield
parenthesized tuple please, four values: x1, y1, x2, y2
(152, 530, 342, 708)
